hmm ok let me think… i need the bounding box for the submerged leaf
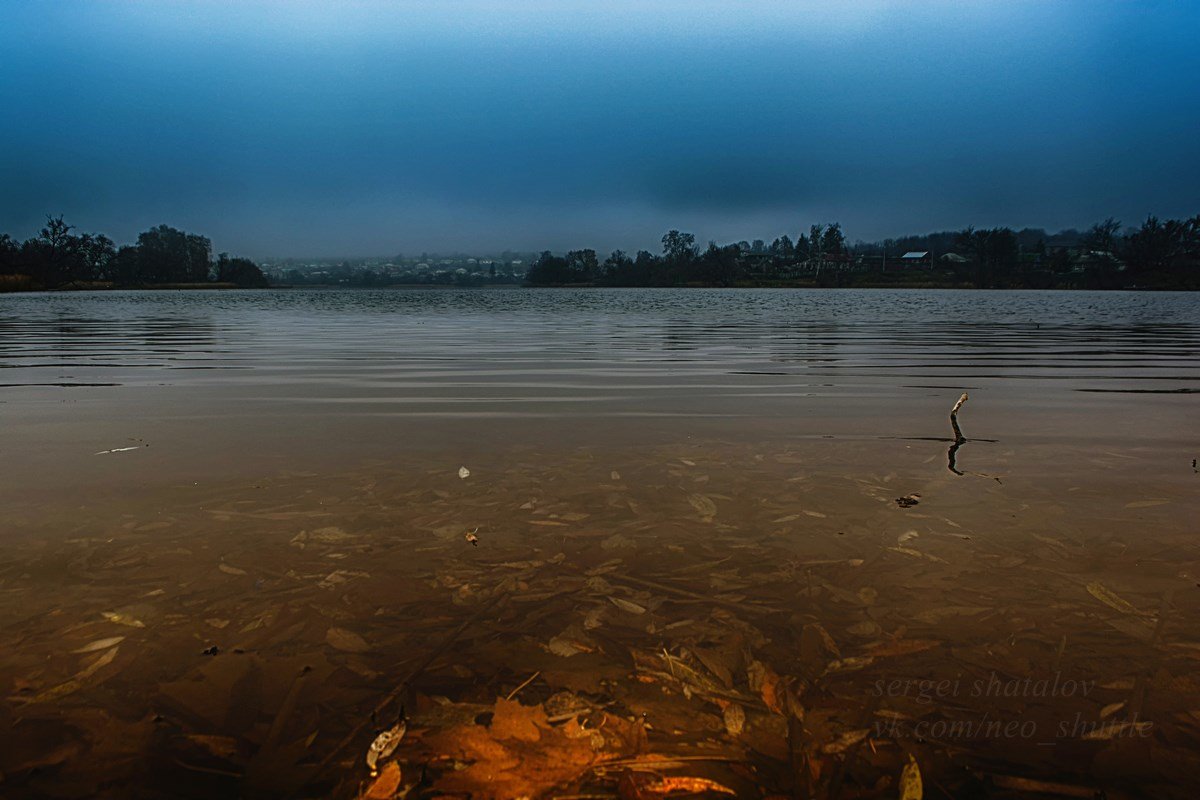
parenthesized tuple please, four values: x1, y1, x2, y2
(900, 753, 923, 800)
(325, 627, 370, 653)
(687, 494, 718, 517)
(101, 611, 145, 628)
(76, 646, 119, 679)
(723, 703, 746, 736)
(1086, 582, 1143, 616)
(365, 762, 402, 799)
(72, 636, 125, 653)
(609, 596, 647, 614)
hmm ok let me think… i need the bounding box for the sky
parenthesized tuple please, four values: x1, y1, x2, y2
(1, 1, 1198, 258)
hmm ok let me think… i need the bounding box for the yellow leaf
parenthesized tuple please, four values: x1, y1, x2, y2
(900, 753, 923, 800)
(1086, 582, 1142, 616)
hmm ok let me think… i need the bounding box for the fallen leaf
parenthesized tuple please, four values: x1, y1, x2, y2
(325, 627, 370, 653)
(687, 494, 718, 517)
(218, 563, 247, 576)
(365, 761, 402, 798)
(72, 636, 125, 653)
(186, 734, 239, 760)
(76, 646, 119, 679)
(458, 466, 470, 479)
(491, 697, 550, 742)
(867, 639, 941, 658)
(1082, 720, 1152, 740)
(900, 753, 923, 799)
(821, 728, 869, 754)
(1086, 582, 1143, 616)
(17, 679, 83, 704)
(723, 703, 746, 735)
(747, 660, 783, 713)
(101, 611, 145, 628)
(609, 596, 647, 615)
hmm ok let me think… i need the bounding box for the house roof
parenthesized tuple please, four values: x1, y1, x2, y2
(901, 251, 929, 259)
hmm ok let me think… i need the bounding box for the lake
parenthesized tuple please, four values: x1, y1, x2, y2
(1, 288, 1198, 798)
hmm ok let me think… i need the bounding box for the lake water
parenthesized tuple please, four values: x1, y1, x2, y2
(1, 288, 1198, 798)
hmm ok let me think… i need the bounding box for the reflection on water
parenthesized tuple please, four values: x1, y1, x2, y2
(2, 289, 1198, 404)
(0, 288, 1198, 798)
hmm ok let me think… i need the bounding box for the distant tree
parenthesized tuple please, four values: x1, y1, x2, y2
(770, 235, 795, 258)
(135, 225, 212, 283)
(601, 249, 634, 284)
(565, 249, 599, 282)
(78, 233, 115, 281)
(1122, 217, 1168, 272)
(821, 223, 846, 255)
(526, 251, 570, 284)
(216, 253, 269, 287)
(1083, 218, 1122, 253)
(795, 233, 811, 260)
(955, 227, 1018, 288)
(23, 215, 77, 284)
(0, 233, 18, 274)
(661, 230, 697, 263)
(109, 245, 143, 285)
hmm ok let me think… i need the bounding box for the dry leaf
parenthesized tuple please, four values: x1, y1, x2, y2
(1086, 582, 1143, 616)
(687, 494, 718, 517)
(900, 753, 923, 799)
(609, 596, 647, 614)
(723, 703, 746, 735)
(72, 636, 125, 653)
(365, 761, 402, 798)
(101, 611, 145, 628)
(821, 728, 869, 754)
(325, 627, 370, 653)
(867, 639, 940, 658)
(76, 646, 119, 679)
(218, 563, 247, 576)
(747, 660, 784, 713)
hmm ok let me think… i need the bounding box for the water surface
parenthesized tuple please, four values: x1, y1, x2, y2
(1, 288, 1198, 798)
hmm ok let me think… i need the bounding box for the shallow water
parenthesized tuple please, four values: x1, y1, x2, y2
(1, 288, 1198, 798)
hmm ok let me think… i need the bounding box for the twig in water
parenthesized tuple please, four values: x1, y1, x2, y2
(505, 670, 542, 701)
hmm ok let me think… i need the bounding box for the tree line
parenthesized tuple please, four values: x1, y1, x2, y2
(0, 216, 268, 290)
(527, 214, 1200, 290)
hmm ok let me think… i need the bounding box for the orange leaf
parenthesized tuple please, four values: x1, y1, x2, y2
(365, 762, 402, 799)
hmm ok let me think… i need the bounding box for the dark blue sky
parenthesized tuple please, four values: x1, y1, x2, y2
(2, 2, 1198, 257)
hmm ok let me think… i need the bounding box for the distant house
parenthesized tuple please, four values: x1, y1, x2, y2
(900, 251, 933, 269)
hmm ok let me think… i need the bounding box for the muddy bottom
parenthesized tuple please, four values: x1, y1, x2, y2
(2, 432, 1198, 799)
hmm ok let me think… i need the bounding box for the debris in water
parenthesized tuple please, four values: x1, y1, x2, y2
(900, 753, 923, 799)
(364, 761, 402, 797)
(94, 445, 142, 455)
(458, 466, 470, 479)
(465, 528, 480, 546)
(895, 493, 921, 508)
(365, 719, 407, 776)
(73, 636, 125, 653)
(101, 610, 145, 628)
